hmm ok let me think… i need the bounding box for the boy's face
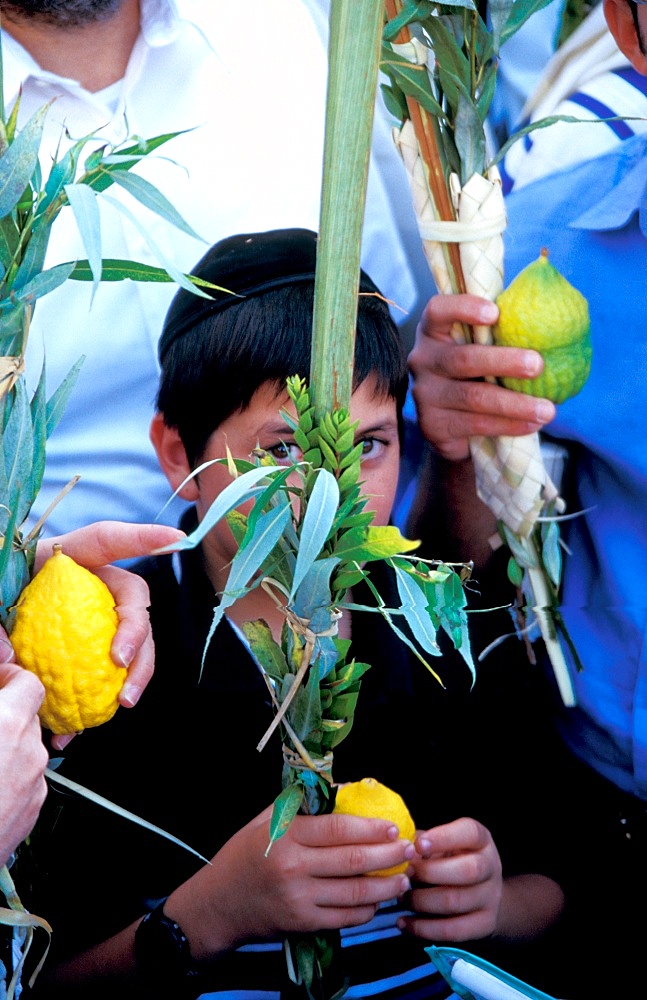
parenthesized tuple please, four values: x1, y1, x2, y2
(151, 376, 400, 582)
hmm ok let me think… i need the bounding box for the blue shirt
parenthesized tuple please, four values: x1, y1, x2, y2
(503, 134, 647, 798)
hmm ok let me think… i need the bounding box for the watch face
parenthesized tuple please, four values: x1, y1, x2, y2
(135, 902, 193, 983)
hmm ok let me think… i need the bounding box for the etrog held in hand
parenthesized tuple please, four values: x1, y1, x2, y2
(9, 545, 124, 735)
(333, 777, 416, 876)
(494, 248, 591, 403)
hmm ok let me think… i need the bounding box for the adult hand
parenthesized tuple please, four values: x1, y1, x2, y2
(165, 806, 414, 962)
(35, 521, 185, 749)
(398, 816, 503, 942)
(0, 643, 49, 866)
(408, 294, 556, 462)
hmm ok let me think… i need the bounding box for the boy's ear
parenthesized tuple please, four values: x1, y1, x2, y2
(150, 412, 199, 501)
(604, 0, 647, 72)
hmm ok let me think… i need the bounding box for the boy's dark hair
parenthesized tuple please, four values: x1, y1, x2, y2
(157, 228, 409, 466)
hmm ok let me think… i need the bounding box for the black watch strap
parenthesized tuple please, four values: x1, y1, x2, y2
(134, 897, 198, 985)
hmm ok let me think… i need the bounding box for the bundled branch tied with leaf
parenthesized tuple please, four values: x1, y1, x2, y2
(0, 38, 217, 996)
(380, 0, 583, 706)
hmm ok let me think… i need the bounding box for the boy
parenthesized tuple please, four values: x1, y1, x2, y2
(31, 230, 572, 999)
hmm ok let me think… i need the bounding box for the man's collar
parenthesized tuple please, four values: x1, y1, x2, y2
(0, 0, 206, 103)
(570, 132, 647, 237)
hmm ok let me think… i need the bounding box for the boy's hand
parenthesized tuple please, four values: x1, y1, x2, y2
(408, 294, 555, 461)
(0, 645, 49, 865)
(164, 806, 414, 962)
(397, 816, 503, 942)
(36, 521, 185, 750)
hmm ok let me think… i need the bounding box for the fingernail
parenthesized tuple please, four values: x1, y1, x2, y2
(418, 837, 432, 857)
(121, 682, 142, 707)
(118, 644, 136, 668)
(534, 400, 555, 422)
(397, 918, 406, 931)
(387, 825, 400, 841)
(522, 352, 543, 376)
(480, 303, 499, 323)
(52, 733, 76, 750)
(0, 638, 13, 662)
(404, 843, 416, 860)
(398, 876, 411, 893)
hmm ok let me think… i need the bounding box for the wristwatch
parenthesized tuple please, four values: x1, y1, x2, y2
(134, 897, 198, 985)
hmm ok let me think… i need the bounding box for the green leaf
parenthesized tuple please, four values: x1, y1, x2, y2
(335, 524, 419, 565)
(423, 16, 470, 110)
(0, 216, 19, 271)
(64, 182, 103, 291)
(156, 465, 284, 552)
(0, 103, 49, 217)
(80, 129, 195, 193)
(267, 783, 304, 850)
(380, 46, 446, 122)
(290, 469, 339, 601)
(487, 111, 637, 171)
(28, 361, 48, 501)
(392, 561, 441, 658)
(291, 663, 324, 749)
(45, 768, 209, 864)
(40, 139, 82, 214)
(0, 262, 76, 309)
(498, 521, 538, 570)
(454, 94, 487, 181)
(3, 378, 37, 525)
(0, 300, 29, 356)
(223, 504, 292, 600)
(11, 222, 51, 292)
(507, 555, 524, 588)
(45, 357, 84, 438)
(499, 0, 556, 46)
(108, 169, 205, 242)
(541, 520, 562, 588)
(241, 618, 290, 682)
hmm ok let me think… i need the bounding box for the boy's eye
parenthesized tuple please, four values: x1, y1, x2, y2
(359, 436, 384, 459)
(267, 441, 303, 464)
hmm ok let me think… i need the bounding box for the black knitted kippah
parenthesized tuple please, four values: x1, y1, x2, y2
(158, 227, 380, 362)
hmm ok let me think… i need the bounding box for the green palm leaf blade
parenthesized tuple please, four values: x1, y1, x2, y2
(310, 0, 384, 417)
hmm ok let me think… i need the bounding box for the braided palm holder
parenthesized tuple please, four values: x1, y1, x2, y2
(393, 118, 576, 706)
